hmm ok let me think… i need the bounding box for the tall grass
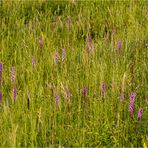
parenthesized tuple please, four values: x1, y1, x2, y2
(0, 0, 148, 147)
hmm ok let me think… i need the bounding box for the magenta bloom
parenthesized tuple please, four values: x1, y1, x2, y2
(82, 86, 87, 96)
(0, 91, 2, 104)
(54, 51, 59, 64)
(11, 66, 15, 84)
(118, 40, 121, 49)
(102, 81, 105, 97)
(62, 48, 66, 62)
(87, 35, 92, 51)
(137, 108, 143, 120)
(129, 92, 136, 114)
(67, 16, 71, 31)
(88, 35, 92, 44)
(54, 91, 59, 107)
(32, 56, 35, 68)
(0, 63, 2, 85)
(12, 86, 17, 103)
(0, 63, 2, 71)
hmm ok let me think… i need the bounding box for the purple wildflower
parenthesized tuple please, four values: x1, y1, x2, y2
(55, 91, 59, 108)
(54, 51, 59, 64)
(87, 35, 92, 51)
(88, 35, 92, 44)
(67, 16, 71, 31)
(102, 81, 105, 97)
(82, 86, 87, 96)
(0, 63, 2, 85)
(129, 92, 136, 114)
(0, 91, 2, 104)
(11, 66, 15, 84)
(0, 63, 2, 71)
(12, 86, 17, 103)
(137, 108, 143, 120)
(32, 56, 35, 68)
(62, 48, 66, 62)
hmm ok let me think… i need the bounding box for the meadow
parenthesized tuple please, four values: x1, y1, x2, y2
(0, 0, 148, 147)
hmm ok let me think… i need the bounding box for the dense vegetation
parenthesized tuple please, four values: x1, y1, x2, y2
(0, 0, 148, 147)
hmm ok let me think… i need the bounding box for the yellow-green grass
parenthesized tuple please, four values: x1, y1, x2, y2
(0, 0, 148, 147)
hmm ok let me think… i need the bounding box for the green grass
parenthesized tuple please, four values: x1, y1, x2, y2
(0, 0, 148, 147)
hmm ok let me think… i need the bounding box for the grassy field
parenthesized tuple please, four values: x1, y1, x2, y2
(0, 0, 148, 147)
